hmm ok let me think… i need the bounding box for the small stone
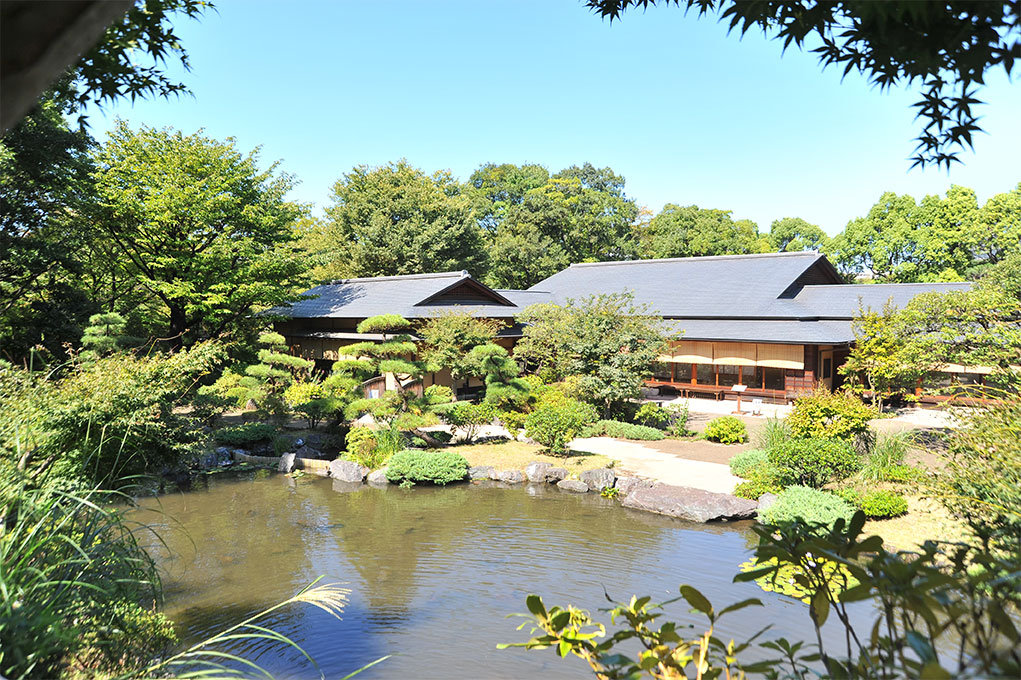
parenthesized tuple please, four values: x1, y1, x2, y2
(329, 459, 368, 483)
(557, 479, 590, 493)
(614, 476, 654, 496)
(278, 452, 296, 473)
(367, 468, 389, 485)
(580, 468, 616, 492)
(498, 469, 525, 484)
(757, 493, 778, 512)
(470, 465, 496, 480)
(294, 445, 322, 460)
(525, 461, 552, 483)
(545, 467, 568, 483)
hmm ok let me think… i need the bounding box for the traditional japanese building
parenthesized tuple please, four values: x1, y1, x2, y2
(274, 252, 971, 402)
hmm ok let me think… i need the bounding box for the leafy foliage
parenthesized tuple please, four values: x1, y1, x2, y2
(768, 438, 862, 488)
(384, 450, 470, 487)
(859, 490, 909, 519)
(515, 293, 668, 416)
(525, 400, 599, 455)
(758, 486, 856, 528)
(417, 312, 501, 381)
(441, 401, 497, 443)
(212, 423, 276, 447)
(579, 420, 665, 441)
(786, 389, 877, 444)
(733, 478, 782, 501)
(204, 332, 314, 414)
(768, 217, 829, 253)
(633, 402, 670, 429)
(728, 448, 769, 478)
(701, 416, 747, 444)
(637, 203, 769, 259)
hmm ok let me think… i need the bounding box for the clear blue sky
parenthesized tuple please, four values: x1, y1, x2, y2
(86, 0, 1021, 236)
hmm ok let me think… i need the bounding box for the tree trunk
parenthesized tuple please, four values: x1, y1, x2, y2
(168, 304, 187, 351)
(411, 428, 446, 448)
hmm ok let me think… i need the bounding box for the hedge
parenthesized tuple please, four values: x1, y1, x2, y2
(768, 437, 862, 488)
(758, 486, 856, 528)
(385, 450, 469, 487)
(581, 420, 665, 441)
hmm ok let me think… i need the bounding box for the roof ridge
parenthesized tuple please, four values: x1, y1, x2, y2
(566, 252, 818, 268)
(328, 270, 468, 284)
(800, 281, 972, 289)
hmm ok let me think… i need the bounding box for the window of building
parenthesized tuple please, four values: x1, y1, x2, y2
(696, 363, 715, 385)
(652, 362, 672, 381)
(717, 364, 742, 387)
(763, 367, 785, 391)
(822, 357, 832, 379)
(674, 362, 693, 383)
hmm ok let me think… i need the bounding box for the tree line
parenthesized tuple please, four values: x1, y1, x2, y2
(3, 95, 1020, 364)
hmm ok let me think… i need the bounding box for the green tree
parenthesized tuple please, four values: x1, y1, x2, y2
(768, 217, 829, 252)
(840, 301, 914, 412)
(309, 160, 488, 280)
(827, 192, 923, 281)
(639, 204, 767, 259)
(486, 164, 639, 288)
(0, 98, 97, 360)
(417, 312, 502, 387)
(468, 162, 550, 233)
(972, 182, 1021, 267)
(90, 122, 308, 349)
(80, 312, 131, 357)
(587, 1, 1021, 169)
(515, 293, 668, 417)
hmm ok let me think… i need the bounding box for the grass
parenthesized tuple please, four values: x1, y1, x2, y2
(863, 495, 972, 551)
(453, 439, 615, 472)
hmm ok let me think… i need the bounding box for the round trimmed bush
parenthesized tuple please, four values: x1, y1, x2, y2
(729, 449, 769, 478)
(385, 450, 469, 487)
(768, 437, 862, 488)
(703, 416, 748, 444)
(758, 486, 856, 528)
(860, 490, 909, 519)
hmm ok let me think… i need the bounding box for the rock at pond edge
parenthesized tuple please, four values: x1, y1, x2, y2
(621, 484, 757, 523)
(278, 452, 295, 473)
(469, 465, 495, 480)
(580, 468, 615, 492)
(525, 461, 551, 483)
(329, 459, 368, 483)
(557, 479, 590, 493)
(614, 476, 654, 496)
(498, 469, 525, 484)
(757, 492, 778, 511)
(545, 467, 568, 483)
(367, 468, 389, 485)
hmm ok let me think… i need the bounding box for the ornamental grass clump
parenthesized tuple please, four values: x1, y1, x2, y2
(702, 416, 747, 444)
(768, 437, 862, 488)
(385, 450, 469, 487)
(758, 486, 856, 528)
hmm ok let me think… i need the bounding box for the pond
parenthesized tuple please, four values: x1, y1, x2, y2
(138, 472, 863, 679)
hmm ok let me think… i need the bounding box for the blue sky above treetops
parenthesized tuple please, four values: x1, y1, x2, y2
(86, 0, 1021, 236)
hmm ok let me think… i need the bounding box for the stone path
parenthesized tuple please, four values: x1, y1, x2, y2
(570, 436, 742, 494)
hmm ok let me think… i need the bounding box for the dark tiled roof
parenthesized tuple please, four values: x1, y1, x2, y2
(275, 271, 547, 319)
(792, 282, 973, 318)
(528, 252, 841, 318)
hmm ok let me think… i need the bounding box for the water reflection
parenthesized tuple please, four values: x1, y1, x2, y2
(138, 473, 865, 679)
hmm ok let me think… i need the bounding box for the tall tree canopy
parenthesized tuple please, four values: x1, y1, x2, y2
(90, 122, 308, 348)
(0, 97, 97, 359)
(586, 0, 1021, 170)
(469, 162, 550, 233)
(768, 217, 829, 252)
(638, 204, 768, 259)
(307, 160, 488, 281)
(485, 163, 639, 288)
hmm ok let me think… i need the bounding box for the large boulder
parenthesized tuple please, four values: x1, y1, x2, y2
(367, 468, 389, 485)
(614, 475, 654, 496)
(757, 493, 778, 512)
(294, 445, 322, 460)
(278, 452, 296, 473)
(580, 468, 616, 492)
(525, 461, 552, 483)
(469, 465, 496, 480)
(498, 469, 525, 484)
(329, 459, 368, 483)
(621, 484, 758, 523)
(545, 467, 568, 483)
(557, 479, 590, 493)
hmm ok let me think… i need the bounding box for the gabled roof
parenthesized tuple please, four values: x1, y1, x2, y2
(529, 252, 843, 318)
(275, 271, 547, 319)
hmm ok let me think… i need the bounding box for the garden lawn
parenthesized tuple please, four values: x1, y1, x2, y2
(455, 440, 614, 472)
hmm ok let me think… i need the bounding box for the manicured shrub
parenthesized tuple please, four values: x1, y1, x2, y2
(860, 490, 909, 519)
(499, 409, 527, 438)
(882, 464, 925, 483)
(758, 486, 856, 528)
(385, 450, 470, 487)
(213, 422, 277, 446)
(441, 401, 497, 442)
(734, 478, 783, 500)
(702, 416, 747, 444)
(581, 419, 665, 440)
(525, 399, 599, 455)
(634, 402, 671, 429)
(729, 449, 769, 478)
(833, 487, 864, 509)
(768, 437, 862, 488)
(786, 389, 877, 443)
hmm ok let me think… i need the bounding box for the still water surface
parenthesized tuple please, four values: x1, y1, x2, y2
(138, 472, 856, 679)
